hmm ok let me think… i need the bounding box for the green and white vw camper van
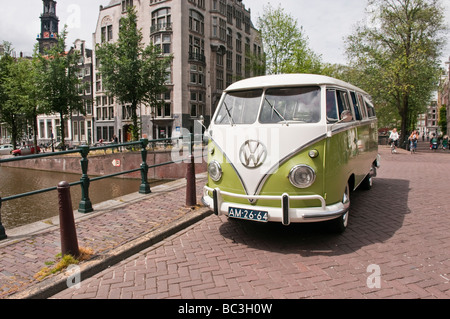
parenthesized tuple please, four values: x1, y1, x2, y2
(202, 74, 380, 232)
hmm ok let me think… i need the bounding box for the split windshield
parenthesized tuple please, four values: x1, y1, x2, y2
(214, 86, 321, 125)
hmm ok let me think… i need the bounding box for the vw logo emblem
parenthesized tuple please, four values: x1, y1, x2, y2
(239, 140, 267, 169)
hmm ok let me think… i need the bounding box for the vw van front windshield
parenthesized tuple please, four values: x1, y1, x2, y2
(215, 90, 263, 125)
(260, 87, 321, 124)
(214, 86, 321, 125)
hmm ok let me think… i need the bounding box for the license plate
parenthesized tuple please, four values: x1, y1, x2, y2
(228, 207, 268, 223)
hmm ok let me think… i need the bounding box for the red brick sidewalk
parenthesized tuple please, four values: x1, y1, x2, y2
(1, 176, 210, 299)
(50, 146, 450, 299)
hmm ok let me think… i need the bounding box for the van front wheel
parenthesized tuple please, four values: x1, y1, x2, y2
(329, 183, 350, 233)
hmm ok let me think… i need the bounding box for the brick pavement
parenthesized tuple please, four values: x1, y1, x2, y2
(0, 175, 210, 299)
(50, 145, 450, 299)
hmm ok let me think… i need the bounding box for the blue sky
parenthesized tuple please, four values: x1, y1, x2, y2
(1, 0, 449, 66)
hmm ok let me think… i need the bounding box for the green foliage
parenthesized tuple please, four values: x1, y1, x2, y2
(344, 0, 448, 137)
(439, 105, 447, 135)
(36, 27, 85, 149)
(256, 4, 323, 75)
(0, 45, 22, 148)
(96, 6, 172, 141)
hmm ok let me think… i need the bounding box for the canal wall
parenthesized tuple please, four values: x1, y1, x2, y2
(0, 149, 207, 180)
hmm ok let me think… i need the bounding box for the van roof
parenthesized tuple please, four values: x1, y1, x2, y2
(225, 74, 368, 95)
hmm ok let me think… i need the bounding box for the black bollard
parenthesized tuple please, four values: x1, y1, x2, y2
(186, 154, 197, 207)
(58, 181, 80, 257)
(0, 198, 6, 240)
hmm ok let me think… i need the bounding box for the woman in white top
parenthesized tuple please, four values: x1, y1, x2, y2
(389, 128, 399, 153)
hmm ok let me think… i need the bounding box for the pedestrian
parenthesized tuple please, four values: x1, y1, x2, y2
(389, 128, 399, 153)
(408, 130, 418, 153)
(430, 133, 439, 151)
(443, 135, 448, 150)
(111, 134, 119, 153)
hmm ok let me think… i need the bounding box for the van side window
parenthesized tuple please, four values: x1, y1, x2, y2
(350, 92, 362, 121)
(326, 89, 338, 122)
(357, 94, 368, 119)
(336, 90, 353, 121)
(365, 98, 376, 117)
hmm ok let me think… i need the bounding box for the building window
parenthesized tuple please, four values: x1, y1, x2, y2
(190, 64, 205, 86)
(151, 8, 171, 33)
(227, 28, 233, 48)
(227, 5, 233, 24)
(101, 25, 113, 43)
(157, 103, 172, 118)
(226, 50, 233, 71)
(236, 54, 242, 75)
(190, 104, 197, 117)
(154, 34, 171, 54)
(235, 10, 242, 30)
(122, 0, 133, 12)
(190, 91, 205, 118)
(226, 73, 233, 88)
(156, 91, 172, 118)
(189, 35, 205, 63)
(39, 120, 45, 139)
(189, 10, 204, 35)
(85, 100, 93, 115)
(216, 70, 224, 90)
(236, 33, 242, 53)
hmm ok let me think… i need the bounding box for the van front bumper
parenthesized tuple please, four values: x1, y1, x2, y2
(202, 186, 349, 226)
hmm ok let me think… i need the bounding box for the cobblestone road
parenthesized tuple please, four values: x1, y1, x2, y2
(52, 146, 450, 299)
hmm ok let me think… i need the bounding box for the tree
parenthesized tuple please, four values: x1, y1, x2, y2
(96, 6, 172, 141)
(345, 0, 448, 141)
(438, 105, 447, 135)
(4, 54, 43, 151)
(37, 28, 85, 150)
(0, 41, 24, 149)
(257, 3, 323, 75)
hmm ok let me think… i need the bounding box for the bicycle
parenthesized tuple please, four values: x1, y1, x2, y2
(410, 140, 417, 154)
(390, 140, 398, 154)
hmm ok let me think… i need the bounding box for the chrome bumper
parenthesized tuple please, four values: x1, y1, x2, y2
(202, 186, 349, 226)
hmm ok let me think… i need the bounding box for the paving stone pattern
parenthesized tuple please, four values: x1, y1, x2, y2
(52, 145, 450, 299)
(0, 179, 208, 299)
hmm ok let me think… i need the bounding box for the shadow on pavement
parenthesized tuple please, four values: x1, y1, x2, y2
(218, 178, 410, 257)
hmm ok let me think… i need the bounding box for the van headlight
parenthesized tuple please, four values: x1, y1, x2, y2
(289, 165, 316, 188)
(208, 161, 223, 182)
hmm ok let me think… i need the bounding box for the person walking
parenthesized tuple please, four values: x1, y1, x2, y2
(389, 128, 400, 154)
(409, 130, 418, 154)
(443, 135, 448, 150)
(430, 133, 439, 151)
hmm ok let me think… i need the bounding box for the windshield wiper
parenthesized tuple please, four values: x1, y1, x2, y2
(265, 98, 288, 125)
(222, 101, 235, 126)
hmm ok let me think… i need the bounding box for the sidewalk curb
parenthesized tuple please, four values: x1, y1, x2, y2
(9, 206, 213, 299)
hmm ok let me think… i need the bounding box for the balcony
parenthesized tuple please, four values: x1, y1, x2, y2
(189, 52, 206, 63)
(150, 22, 173, 34)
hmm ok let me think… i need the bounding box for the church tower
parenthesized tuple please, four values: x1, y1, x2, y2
(37, 0, 59, 54)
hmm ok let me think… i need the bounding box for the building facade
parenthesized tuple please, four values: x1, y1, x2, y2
(438, 57, 450, 137)
(35, 0, 95, 147)
(93, 0, 264, 143)
(69, 39, 95, 145)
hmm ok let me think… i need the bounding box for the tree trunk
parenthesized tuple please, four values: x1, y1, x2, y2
(60, 113, 66, 150)
(131, 101, 139, 141)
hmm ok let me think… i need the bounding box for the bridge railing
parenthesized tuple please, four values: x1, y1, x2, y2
(0, 135, 204, 240)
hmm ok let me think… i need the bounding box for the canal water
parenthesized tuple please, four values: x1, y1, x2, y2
(0, 166, 162, 229)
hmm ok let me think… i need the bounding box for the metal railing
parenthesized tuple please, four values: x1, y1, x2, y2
(0, 135, 201, 240)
